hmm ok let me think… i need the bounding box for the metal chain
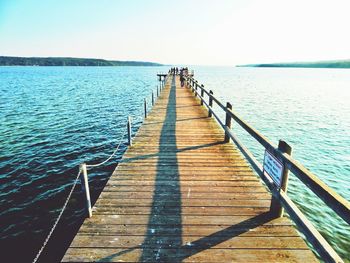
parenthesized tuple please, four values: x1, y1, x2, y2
(32, 168, 82, 263)
(86, 124, 128, 169)
(32, 122, 129, 262)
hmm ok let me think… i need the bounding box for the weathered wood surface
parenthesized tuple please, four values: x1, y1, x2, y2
(63, 76, 317, 262)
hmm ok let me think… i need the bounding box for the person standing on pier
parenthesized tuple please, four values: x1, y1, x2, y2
(180, 68, 185, 87)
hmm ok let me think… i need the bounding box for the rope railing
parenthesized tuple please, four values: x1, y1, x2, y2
(31, 73, 168, 263)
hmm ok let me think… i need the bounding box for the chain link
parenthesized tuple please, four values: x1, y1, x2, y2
(86, 127, 127, 169)
(32, 123, 129, 262)
(32, 168, 82, 263)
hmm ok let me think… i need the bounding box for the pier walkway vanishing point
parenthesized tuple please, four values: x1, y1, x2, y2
(62, 73, 349, 262)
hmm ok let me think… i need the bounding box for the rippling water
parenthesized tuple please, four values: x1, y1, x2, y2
(0, 66, 349, 261)
(0, 66, 168, 262)
(193, 66, 350, 261)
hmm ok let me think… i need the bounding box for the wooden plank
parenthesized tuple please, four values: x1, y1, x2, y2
(92, 206, 270, 216)
(79, 214, 293, 227)
(98, 192, 271, 200)
(63, 75, 317, 262)
(105, 181, 262, 187)
(69, 235, 309, 249)
(63, 248, 317, 262)
(94, 199, 270, 207)
(102, 186, 268, 193)
(78, 224, 298, 236)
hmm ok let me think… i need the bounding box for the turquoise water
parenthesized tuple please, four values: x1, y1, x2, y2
(0, 66, 349, 261)
(0, 66, 168, 261)
(192, 66, 350, 260)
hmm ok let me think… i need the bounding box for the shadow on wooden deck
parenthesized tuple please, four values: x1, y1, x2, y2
(94, 77, 278, 262)
(139, 76, 183, 262)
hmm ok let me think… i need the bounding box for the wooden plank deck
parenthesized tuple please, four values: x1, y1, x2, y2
(63, 75, 318, 262)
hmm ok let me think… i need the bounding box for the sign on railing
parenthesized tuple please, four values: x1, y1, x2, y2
(263, 150, 284, 188)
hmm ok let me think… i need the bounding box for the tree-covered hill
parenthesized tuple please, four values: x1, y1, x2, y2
(0, 56, 163, 66)
(238, 59, 350, 68)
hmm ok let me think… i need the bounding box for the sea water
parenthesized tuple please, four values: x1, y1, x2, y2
(0, 66, 349, 261)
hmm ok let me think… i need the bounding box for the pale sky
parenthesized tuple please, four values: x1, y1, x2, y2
(1, 0, 350, 66)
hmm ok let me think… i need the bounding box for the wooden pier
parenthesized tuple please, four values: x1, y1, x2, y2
(63, 75, 317, 262)
(62, 75, 323, 262)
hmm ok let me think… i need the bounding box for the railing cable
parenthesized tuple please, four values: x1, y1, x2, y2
(86, 127, 128, 169)
(31, 75, 169, 262)
(32, 122, 128, 263)
(32, 168, 82, 263)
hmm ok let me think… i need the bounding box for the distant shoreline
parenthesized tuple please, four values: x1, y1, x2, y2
(237, 59, 350, 69)
(0, 56, 163, 66)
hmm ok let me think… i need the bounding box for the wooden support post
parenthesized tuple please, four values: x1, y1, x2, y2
(208, 90, 213, 117)
(144, 98, 147, 119)
(156, 86, 159, 97)
(270, 140, 293, 217)
(127, 116, 132, 146)
(80, 163, 92, 218)
(152, 91, 154, 106)
(224, 102, 233, 142)
(200, 85, 204, 105)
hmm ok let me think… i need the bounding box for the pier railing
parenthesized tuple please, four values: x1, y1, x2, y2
(32, 74, 167, 263)
(185, 75, 349, 263)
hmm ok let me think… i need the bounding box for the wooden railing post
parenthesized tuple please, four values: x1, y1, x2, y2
(152, 91, 154, 106)
(144, 98, 147, 119)
(224, 102, 233, 142)
(127, 116, 132, 146)
(208, 90, 213, 117)
(270, 140, 293, 217)
(200, 85, 204, 105)
(156, 85, 159, 97)
(80, 163, 92, 218)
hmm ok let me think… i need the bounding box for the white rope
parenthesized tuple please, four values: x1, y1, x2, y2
(32, 168, 82, 263)
(86, 127, 127, 169)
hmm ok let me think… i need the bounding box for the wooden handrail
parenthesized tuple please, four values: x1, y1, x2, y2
(187, 76, 350, 226)
(185, 75, 349, 262)
(223, 126, 342, 262)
